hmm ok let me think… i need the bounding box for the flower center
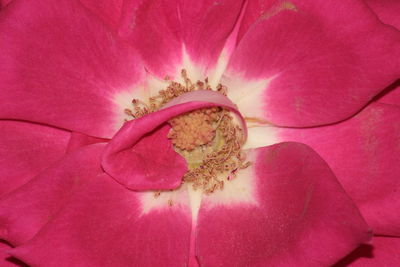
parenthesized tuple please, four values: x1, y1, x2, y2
(124, 70, 250, 194)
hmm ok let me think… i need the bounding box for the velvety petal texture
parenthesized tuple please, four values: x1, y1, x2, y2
(0, 121, 70, 197)
(10, 174, 192, 267)
(0, 0, 144, 138)
(277, 103, 400, 236)
(0, 144, 105, 246)
(196, 142, 371, 266)
(224, 0, 400, 127)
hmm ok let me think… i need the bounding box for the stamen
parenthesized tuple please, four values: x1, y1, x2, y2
(127, 69, 250, 195)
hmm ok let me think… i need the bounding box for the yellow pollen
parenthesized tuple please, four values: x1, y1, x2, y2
(125, 69, 251, 195)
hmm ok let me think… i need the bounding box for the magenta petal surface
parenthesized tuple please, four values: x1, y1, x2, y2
(119, 0, 182, 77)
(10, 174, 192, 267)
(178, 0, 244, 67)
(366, 0, 400, 29)
(80, 0, 123, 30)
(377, 81, 400, 106)
(0, 120, 69, 197)
(279, 103, 400, 236)
(335, 236, 400, 267)
(227, 0, 400, 127)
(0, 144, 105, 245)
(196, 142, 371, 267)
(102, 90, 242, 191)
(0, 0, 143, 138)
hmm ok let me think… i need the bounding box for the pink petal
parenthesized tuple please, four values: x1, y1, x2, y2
(279, 103, 400, 236)
(196, 142, 371, 266)
(10, 174, 192, 267)
(0, 0, 144, 138)
(102, 90, 244, 190)
(366, 0, 400, 29)
(66, 132, 108, 153)
(0, 144, 105, 245)
(0, 120, 69, 197)
(80, 0, 123, 30)
(119, 0, 183, 77)
(377, 80, 400, 106)
(0, 241, 24, 267)
(334, 236, 400, 267)
(178, 0, 244, 67)
(225, 0, 400, 127)
(119, 0, 244, 77)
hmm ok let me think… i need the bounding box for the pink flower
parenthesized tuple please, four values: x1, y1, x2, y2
(0, 0, 399, 266)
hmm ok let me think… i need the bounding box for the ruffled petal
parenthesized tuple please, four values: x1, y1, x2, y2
(196, 142, 371, 266)
(275, 103, 400, 236)
(102, 90, 244, 191)
(0, 0, 144, 138)
(10, 174, 192, 267)
(0, 241, 24, 267)
(66, 132, 108, 153)
(334, 236, 400, 267)
(366, 0, 400, 29)
(223, 0, 400, 127)
(0, 144, 105, 246)
(0, 120, 69, 197)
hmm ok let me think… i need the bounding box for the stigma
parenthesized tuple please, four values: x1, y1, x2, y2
(124, 70, 250, 194)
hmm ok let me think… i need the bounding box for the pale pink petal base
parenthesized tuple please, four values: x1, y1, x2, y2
(196, 142, 371, 266)
(10, 174, 192, 267)
(279, 103, 400, 236)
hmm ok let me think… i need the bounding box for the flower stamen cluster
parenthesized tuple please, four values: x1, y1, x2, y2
(124, 70, 250, 194)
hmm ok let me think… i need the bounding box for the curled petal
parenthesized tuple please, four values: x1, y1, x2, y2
(196, 142, 371, 266)
(102, 90, 244, 191)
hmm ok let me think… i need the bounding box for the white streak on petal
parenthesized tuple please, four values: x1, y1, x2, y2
(203, 152, 258, 208)
(244, 126, 280, 150)
(222, 72, 277, 119)
(139, 186, 189, 215)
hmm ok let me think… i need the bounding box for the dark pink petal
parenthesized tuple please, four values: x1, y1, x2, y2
(366, 0, 400, 29)
(334, 236, 400, 267)
(377, 80, 400, 106)
(178, 0, 244, 67)
(225, 0, 400, 127)
(119, 0, 244, 78)
(119, 0, 182, 77)
(0, 0, 144, 138)
(66, 132, 108, 153)
(279, 103, 400, 236)
(80, 0, 123, 30)
(102, 90, 243, 190)
(10, 174, 192, 267)
(0, 120, 69, 197)
(0, 241, 25, 267)
(0, 144, 105, 245)
(196, 142, 371, 266)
